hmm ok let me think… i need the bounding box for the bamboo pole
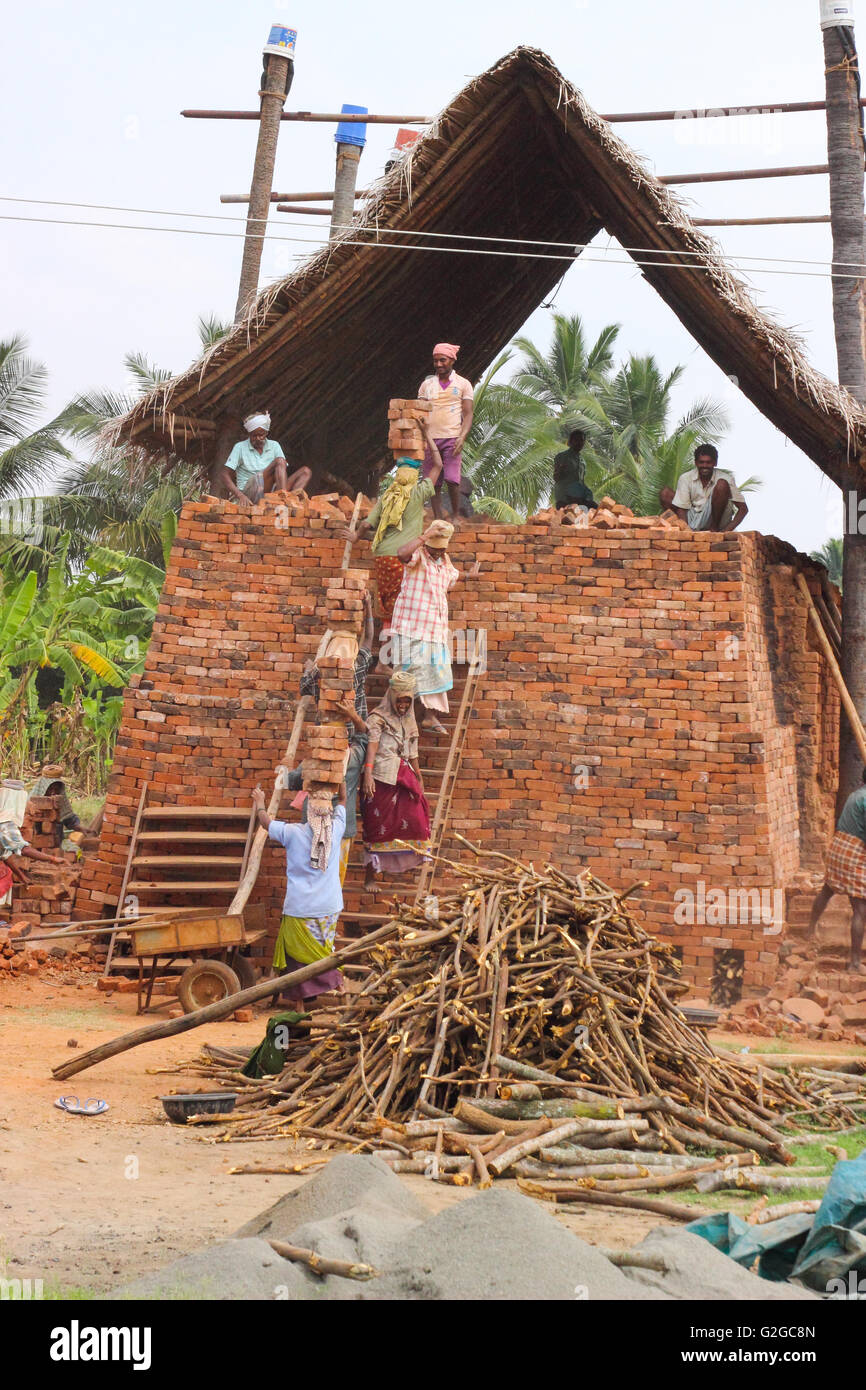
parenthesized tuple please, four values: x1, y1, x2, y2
(795, 570, 866, 764)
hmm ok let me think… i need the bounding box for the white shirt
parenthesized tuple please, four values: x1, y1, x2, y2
(672, 467, 745, 512)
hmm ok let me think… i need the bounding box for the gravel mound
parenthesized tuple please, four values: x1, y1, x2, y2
(110, 1237, 312, 1301)
(620, 1227, 819, 1301)
(235, 1153, 429, 1242)
(356, 1187, 664, 1301)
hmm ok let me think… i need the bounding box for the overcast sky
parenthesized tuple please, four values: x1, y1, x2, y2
(1, 0, 853, 551)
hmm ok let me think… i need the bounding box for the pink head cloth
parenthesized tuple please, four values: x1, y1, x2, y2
(433, 342, 460, 360)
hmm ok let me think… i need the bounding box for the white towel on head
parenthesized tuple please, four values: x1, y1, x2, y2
(243, 412, 271, 433)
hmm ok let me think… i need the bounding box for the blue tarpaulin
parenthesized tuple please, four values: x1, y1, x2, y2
(688, 1149, 866, 1295)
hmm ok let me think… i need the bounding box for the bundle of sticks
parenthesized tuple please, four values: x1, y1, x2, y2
(176, 846, 856, 1192)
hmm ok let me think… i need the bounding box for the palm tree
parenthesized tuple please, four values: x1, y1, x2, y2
(463, 315, 740, 520)
(5, 315, 231, 573)
(811, 537, 844, 590)
(823, 22, 866, 803)
(0, 336, 70, 500)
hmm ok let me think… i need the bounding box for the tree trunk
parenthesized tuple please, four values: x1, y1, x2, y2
(330, 143, 362, 241)
(824, 25, 866, 805)
(235, 54, 291, 321)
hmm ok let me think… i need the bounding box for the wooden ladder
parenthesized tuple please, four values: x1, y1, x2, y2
(413, 635, 485, 904)
(102, 788, 255, 976)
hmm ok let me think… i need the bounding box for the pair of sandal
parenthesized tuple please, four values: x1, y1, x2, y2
(54, 1096, 109, 1116)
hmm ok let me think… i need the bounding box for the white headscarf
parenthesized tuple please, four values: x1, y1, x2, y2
(244, 412, 271, 433)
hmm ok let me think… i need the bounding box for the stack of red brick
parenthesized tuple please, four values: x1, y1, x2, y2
(6, 795, 83, 929)
(76, 497, 840, 991)
(386, 398, 431, 461)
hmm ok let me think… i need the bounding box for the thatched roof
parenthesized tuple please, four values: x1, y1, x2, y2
(116, 46, 866, 491)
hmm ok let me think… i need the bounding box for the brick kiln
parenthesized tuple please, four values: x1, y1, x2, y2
(76, 496, 840, 994)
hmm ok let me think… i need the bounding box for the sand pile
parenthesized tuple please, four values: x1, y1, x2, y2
(110, 1156, 817, 1302)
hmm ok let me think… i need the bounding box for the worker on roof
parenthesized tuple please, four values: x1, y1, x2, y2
(553, 429, 597, 512)
(418, 343, 474, 524)
(809, 767, 866, 975)
(251, 779, 347, 1008)
(341, 446, 443, 645)
(221, 411, 311, 508)
(387, 519, 480, 736)
(360, 671, 431, 889)
(660, 444, 748, 533)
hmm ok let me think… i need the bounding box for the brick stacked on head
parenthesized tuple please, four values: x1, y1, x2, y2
(316, 653, 355, 720)
(387, 397, 432, 461)
(325, 571, 366, 633)
(304, 722, 348, 796)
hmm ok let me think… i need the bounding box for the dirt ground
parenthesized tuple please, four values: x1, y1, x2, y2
(0, 974, 686, 1295)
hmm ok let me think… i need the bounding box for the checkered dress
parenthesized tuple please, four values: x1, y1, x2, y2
(826, 831, 866, 898)
(390, 549, 458, 644)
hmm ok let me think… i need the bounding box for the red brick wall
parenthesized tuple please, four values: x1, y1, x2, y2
(77, 499, 839, 991)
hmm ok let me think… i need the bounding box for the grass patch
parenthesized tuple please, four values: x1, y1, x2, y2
(42, 1284, 97, 1300)
(70, 794, 104, 825)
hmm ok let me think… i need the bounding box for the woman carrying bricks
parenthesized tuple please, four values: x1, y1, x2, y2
(388, 520, 480, 736)
(340, 444, 443, 637)
(360, 671, 431, 889)
(251, 781, 347, 1006)
(809, 767, 866, 974)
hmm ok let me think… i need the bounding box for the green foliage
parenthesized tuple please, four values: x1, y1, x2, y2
(0, 336, 71, 499)
(0, 538, 160, 783)
(810, 537, 844, 590)
(463, 313, 757, 521)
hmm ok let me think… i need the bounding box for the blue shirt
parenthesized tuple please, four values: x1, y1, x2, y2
(226, 438, 285, 490)
(268, 805, 346, 918)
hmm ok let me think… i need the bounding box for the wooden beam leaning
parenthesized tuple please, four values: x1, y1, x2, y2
(51, 920, 401, 1081)
(795, 570, 866, 763)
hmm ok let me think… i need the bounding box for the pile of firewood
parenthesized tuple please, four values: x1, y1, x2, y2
(174, 845, 865, 1199)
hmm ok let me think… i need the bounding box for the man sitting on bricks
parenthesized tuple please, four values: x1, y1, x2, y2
(660, 443, 749, 534)
(221, 410, 311, 509)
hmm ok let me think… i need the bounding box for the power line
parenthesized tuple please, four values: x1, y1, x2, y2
(2, 209, 862, 281)
(1, 194, 863, 272)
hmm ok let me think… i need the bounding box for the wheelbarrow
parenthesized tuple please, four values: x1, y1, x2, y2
(124, 908, 266, 1014)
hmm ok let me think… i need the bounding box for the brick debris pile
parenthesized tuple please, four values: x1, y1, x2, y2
(530, 496, 692, 531)
(7, 794, 83, 930)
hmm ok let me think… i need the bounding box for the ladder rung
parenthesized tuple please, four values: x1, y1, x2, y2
(136, 831, 248, 844)
(142, 807, 250, 820)
(131, 855, 244, 869)
(127, 880, 240, 892)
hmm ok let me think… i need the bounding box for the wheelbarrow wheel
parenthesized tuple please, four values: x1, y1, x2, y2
(177, 959, 241, 1013)
(232, 953, 258, 991)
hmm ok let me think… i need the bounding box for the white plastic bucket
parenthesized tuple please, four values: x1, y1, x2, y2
(263, 23, 297, 58)
(820, 0, 855, 28)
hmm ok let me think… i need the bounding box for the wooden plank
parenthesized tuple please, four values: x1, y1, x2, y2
(131, 855, 244, 869)
(104, 781, 148, 977)
(127, 880, 241, 893)
(795, 571, 866, 762)
(135, 831, 248, 843)
(141, 806, 250, 820)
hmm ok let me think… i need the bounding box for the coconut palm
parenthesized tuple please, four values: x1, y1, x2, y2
(810, 537, 844, 590)
(464, 316, 743, 520)
(0, 336, 70, 500)
(823, 23, 866, 802)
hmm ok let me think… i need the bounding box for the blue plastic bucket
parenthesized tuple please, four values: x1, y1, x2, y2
(263, 24, 297, 58)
